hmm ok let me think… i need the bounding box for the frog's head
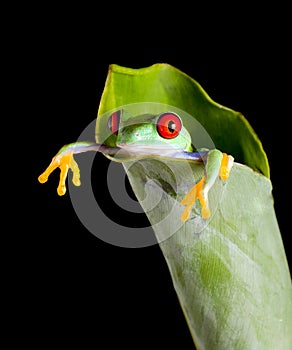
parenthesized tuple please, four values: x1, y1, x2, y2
(107, 110, 192, 156)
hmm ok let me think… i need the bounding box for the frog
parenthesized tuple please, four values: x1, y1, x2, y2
(38, 109, 234, 222)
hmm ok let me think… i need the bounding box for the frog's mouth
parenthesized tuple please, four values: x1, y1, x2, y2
(116, 143, 181, 157)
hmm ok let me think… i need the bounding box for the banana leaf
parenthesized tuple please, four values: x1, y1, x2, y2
(97, 64, 292, 349)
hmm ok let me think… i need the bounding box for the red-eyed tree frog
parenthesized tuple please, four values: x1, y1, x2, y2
(38, 110, 234, 221)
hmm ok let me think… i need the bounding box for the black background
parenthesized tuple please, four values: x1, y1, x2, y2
(14, 7, 291, 349)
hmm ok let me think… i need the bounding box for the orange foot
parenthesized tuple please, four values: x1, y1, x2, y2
(220, 153, 234, 180)
(180, 176, 210, 222)
(38, 151, 80, 195)
(180, 152, 234, 222)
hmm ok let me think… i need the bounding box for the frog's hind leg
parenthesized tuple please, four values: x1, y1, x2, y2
(180, 176, 209, 221)
(180, 149, 223, 221)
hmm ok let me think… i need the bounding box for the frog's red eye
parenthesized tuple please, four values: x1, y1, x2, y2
(107, 110, 121, 135)
(157, 112, 182, 139)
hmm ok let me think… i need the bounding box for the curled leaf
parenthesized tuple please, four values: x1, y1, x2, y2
(98, 64, 291, 349)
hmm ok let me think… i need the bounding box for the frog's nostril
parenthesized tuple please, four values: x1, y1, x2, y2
(134, 132, 139, 137)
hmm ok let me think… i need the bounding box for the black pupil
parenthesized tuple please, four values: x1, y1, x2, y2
(168, 120, 176, 133)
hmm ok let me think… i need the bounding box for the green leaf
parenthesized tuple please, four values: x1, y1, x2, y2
(97, 64, 292, 349)
(98, 63, 269, 177)
(124, 160, 291, 350)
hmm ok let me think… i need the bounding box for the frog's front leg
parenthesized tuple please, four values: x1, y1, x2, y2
(180, 149, 234, 221)
(38, 142, 120, 195)
(38, 146, 81, 196)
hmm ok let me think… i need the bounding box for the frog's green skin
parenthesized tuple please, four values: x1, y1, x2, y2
(116, 113, 193, 155)
(38, 111, 234, 221)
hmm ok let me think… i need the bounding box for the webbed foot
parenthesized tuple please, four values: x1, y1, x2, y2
(38, 148, 81, 195)
(180, 176, 210, 221)
(220, 153, 234, 180)
(180, 152, 234, 222)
